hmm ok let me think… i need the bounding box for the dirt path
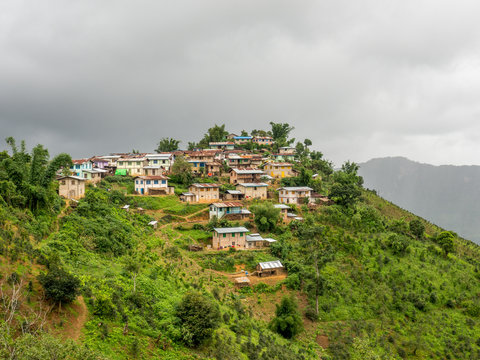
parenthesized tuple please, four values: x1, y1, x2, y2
(65, 296, 88, 342)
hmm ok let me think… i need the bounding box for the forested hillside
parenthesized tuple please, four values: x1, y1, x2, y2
(2, 137, 480, 359)
(359, 156, 480, 243)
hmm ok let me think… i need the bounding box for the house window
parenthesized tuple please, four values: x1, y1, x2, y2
(223, 233, 226, 238)
(153, 160, 158, 164)
(61, 180, 66, 185)
(75, 165, 80, 169)
(154, 180, 158, 184)
(146, 180, 151, 185)
(162, 180, 166, 184)
(136, 180, 139, 184)
(71, 180, 76, 185)
(140, 180, 144, 184)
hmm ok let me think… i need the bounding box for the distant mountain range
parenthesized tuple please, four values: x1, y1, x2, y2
(358, 157, 480, 243)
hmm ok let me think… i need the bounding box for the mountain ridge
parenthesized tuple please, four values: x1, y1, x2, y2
(359, 156, 480, 243)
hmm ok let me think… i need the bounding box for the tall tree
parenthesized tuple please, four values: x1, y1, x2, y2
(1, 138, 72, 212)
(297, 218, 335, 316)
(197, 124, 229, 148)
(269, 122, 295, 147)
(169, 156, 193, 185)
(156, 138, 180, 152)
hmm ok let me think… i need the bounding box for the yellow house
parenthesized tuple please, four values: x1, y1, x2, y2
(264, 162, 295, 178)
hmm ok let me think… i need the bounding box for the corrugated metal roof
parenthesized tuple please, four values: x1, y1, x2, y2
(190, 183, 220, 188)
(258, 260, 283, 270)
(232, 168, 265, 174)
(274, 204, 290, 209)
(226, 190, 242, 194)
(211, 202, 243, 208)
(214, 227, 249, 234)
(237, 182, 268, 187)
(278, 186, 313, 191)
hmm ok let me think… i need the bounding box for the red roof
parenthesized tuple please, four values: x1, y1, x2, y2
(72, 159, 91, 164)
(134, 175, 169, 180)
(211, 202, 243, 208)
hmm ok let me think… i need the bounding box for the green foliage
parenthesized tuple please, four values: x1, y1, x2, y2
(0, 323, 102, 360)
(410, 219, 425, 239)
(156, 138, 180, 152)
(38, 266, 81, 305)
(0, 137, 72, 212)
(436, 231, 455, 256)
(270, 122, 295, 147)
(176, 291, 221, 347)
(251, 202, 281, 232)
(270, 296, 303, 339)
(197, 124, 229, 148)
(169, 156, 193, 185)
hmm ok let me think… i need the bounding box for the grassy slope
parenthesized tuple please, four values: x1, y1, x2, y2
(3, 186, 480, 359)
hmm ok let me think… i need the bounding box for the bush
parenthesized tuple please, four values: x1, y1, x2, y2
(270, 296, 303, 339)
(176, 291, 221, 347)
(38, 267, 80, 306)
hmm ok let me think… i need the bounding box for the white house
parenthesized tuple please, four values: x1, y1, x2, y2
(278, 186, 313, 204)
(134, 175, 174, 195)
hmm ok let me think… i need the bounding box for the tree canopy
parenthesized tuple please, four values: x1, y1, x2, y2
(156, 138, 180, 152)
(176, 291, 221, 347)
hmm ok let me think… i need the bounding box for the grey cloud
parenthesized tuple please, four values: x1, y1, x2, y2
(1, 0, 480, 166)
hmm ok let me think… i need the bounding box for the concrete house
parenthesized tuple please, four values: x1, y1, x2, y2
(278, 186, 313, 204)
(90, 157, 109, 169)
(279, 147, 296, 155)
(223, 189, 245, 201)
(212, 227, 249, 249)
(209, 202, 251, 220)
(134, 175, 174, 195)
(205, 161, 222, 176)
(116, 157, 147, 176)
(209, 142, 235, 150)
(227, 155, 252, 168)
(187, 183, 220, 202)
(246, 233, 277, 249)
(236, 183, 268, 199)
(230, 168, 265, 184)
(233, 136, 253, 144)
(70, 159, 93, 178)
(252, 136, 274, 146)
(272, 153, 296, 162)
(81, 169, 103, 184)
(58, 176, 86, 199)
(274, 204, 290, 221)
(264, 162, 296, 178)
(144, 153, 174, 175)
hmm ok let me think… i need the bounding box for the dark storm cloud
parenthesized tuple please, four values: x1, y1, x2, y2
(1, 0, 480, 165)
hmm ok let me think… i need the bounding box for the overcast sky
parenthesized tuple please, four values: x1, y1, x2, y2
(1, 0, 480, 166)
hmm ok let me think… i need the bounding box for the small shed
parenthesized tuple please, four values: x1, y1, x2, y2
(256, 260, 284, 277)
(148, 220, 158, 229)
(136, 207, 145, 214)
(234, 276, 251, 287)
(180, 192, 196, 203)
(122, 204, 130, 212)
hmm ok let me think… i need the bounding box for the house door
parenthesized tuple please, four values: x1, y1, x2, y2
(141, 188, 144, 194)
(69, 190, 76, 198)
(281, 171, 284, 177)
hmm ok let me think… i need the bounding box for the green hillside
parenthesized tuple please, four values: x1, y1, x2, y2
(2, 135, 480, 359)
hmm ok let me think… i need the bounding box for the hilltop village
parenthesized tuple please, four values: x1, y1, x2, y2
(58, 124, 333, 252)
(3, 123, 480, 359)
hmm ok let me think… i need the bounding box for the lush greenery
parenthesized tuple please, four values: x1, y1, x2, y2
(4, 133, 480, 359)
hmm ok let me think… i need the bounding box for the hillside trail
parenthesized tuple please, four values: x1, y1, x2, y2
(61, 296, 88, 342)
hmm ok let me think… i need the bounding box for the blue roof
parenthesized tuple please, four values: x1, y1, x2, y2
(234, 136, 253, 139)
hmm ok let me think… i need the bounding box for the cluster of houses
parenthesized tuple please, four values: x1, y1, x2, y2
(56, 138, 315, 200)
